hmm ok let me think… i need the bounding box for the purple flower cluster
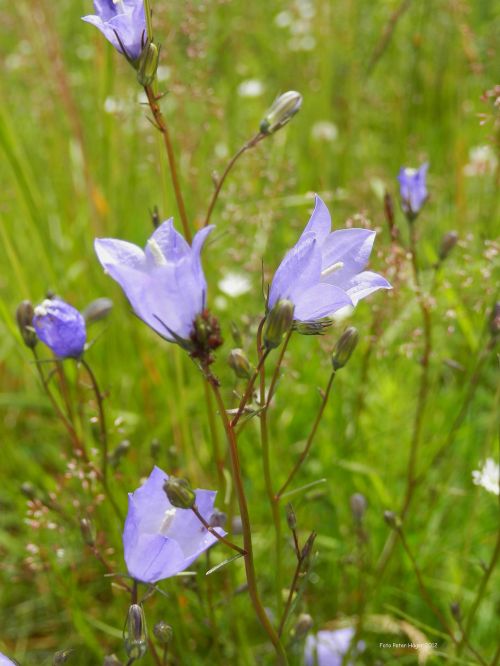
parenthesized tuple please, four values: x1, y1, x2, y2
(123, 466, 224, 583)
(269, 195, 391, 323)
(95, 220, 214, 346)
(82, 0, 146, 61)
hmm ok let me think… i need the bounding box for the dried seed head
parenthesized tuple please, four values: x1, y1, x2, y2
(163, 476, 196, 509)
(383, 511, 402, 530)
(153, 621, 173, 646)
(53, 650, 73, 664)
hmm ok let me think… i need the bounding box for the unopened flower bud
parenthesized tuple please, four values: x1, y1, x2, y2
(153, 621, 173, 646)
(53, 650, 73, 664)
(163, 476, 196, 509)
(82, 298, 114, 323)
(383, 511, 402, 529)
(264, 299, 294, 350)
(286, 503, 297, 530)
(450, 601, 461, 622)
(260, 91, 302, 135)
(332, 327, 359, 370)
(438, 231, 458, 262)
(228, 348, 253, 379)
(230, 321, 243, 347)
(80, 517, 95, 547)
(137, 41, 160, 87)
(489, 301, 500, 339)
(300, 531, 317, 565)
(209, 508, 227, 529)
(293, 613, 313, 640)
(294, 319, 331, 336)
(16, 300, 38, 349)
(350, 493, 367, 523)
(110, 440, 131, 469)
(124, 604, 147, 660)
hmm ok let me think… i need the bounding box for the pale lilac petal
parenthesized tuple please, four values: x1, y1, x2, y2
(305, 628, 362, 666)
(33, 299, 86, 358)
(94, 238, 146, 271)
(293, 284, 352, 321)
(321, 229, 376, 279)
(82, 0, 145, 60)
(300, 194, 332, 243)
(124, 532, 186, 583)
(145, 218, 190, 265)
(269, 234, 321, 308)
(344, 271, 392, 306)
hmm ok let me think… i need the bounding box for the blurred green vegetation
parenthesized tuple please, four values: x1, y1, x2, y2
(0, 0, 498, 664)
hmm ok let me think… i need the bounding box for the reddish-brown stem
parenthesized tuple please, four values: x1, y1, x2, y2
(190, 505, 246, 556)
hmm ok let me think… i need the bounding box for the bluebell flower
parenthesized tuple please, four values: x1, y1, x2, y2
(305, 628, 364, 666)
(95, 219, 214, 347)
(268, 195, 391, 323)
(82, 0, 146, 61)
(33, 298, 86, 359)
(397, 163, 429, 220)
(123, 466, 225, 583)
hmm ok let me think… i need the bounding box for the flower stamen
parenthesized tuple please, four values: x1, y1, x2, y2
(321, 261, 344, 278)
(147, 239, 168, 266)
(159, 508, 177, 535)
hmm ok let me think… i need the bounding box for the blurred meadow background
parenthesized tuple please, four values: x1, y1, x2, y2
(0, 0, 499, 664)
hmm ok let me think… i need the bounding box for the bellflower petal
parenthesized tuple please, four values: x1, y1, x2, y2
(33, 298, 86, 359)
(304, 628, 364, 666)
(398, 163, 429, 219)
(269, 195, 390, 323)
(82, 0, 146, 61)
(123, 466, 225, 583)
(0, 654, 17, 666)
(95, 221, 214, 344)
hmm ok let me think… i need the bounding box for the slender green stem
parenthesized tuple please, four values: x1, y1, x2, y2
(265, 330, 292, 410)
(208, 379, 288, 665)
(143, 0, 153, 42)
(276, 372, 336, 500)
(191, 505, 246, 556)
(230, 343, 270, 428)
(144, 85, 191, 243)
(203, 133, 264, 228)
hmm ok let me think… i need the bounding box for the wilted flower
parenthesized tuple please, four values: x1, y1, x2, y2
(397, 163, 429, 220)
(268, 195, 391, 323)
(33, 298, 86, 359)
(95, 220, 214, 347)
(82, 0, 146, 62)
(305, 628, 364, 666)
(472, 458, 499, 496)
(123, 466, 225, 583)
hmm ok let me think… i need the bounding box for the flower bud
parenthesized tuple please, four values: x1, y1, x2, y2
(209, 508, 227, 529)
(16, 300, 38, 349)
(53, 650, 73, 664)
(82, 298, 113, 323)
(293, 613, 313, 640)
(438, 231, 458, 262)
(103, 657, 122, 666)
(228, 348, 253, 379)
(153, 621, 173, 646)
(163, 476, 196, 509)
(285, 503, 297, 530)
(294, 319, 331, 336)
(80, 517, 95, 547)
(137, 41, 160, 87)
(383, 511, 402, 530)
(332, 327, 359, 370)
(350, 493, 367, 523)
(489, 301, 500, 339)
(450, 601, 461, 622)
(260, 91, 302, 135)
(264, 299, 294, 350)
(300, 531, 317, 566)
(124, 604, 148, 660)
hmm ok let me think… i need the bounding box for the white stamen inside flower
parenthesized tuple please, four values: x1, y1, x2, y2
(404, 168, 417, 176)
(147, 239, 168, 266)
(159, 508, 177, 535)
(321, 261, 344, 278)
(34, 299, 54, 317)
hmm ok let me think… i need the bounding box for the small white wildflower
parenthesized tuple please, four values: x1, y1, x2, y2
(472, 458, 500, 496)
(463, 145, 498, 177)
(311, 121, 338, 142)
(218, 272, 252, 297)
(237, 79, 264, 98)
(274, 11, 292, 27)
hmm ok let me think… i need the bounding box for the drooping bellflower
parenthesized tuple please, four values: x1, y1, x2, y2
(82, 0, 146, 62)
(33, 298, 87, 359)
(95, 220, 214, 348)
(268, 195, 391, 323)
(304, 628, 364, 666)
(397, 163, 428, 221)
(123, 466, 225, 583)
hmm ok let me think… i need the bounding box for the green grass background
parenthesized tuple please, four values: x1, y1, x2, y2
(0, 0, 498, 663)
